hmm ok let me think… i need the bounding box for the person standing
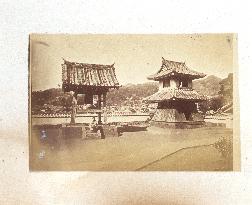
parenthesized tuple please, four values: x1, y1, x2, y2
(70, 91, 77, 124)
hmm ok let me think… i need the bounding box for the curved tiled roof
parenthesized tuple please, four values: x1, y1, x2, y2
(144, 88, 208, 103)
(62, 60, 120, 89)
(148, 57, 206, 80)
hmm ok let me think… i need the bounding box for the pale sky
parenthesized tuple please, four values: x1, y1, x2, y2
(30, 34, 235, 91)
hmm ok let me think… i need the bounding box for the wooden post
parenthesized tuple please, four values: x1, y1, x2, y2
(98, 93, 105, 139)
(74, 92, 78, 100)
(103, 92, 107, 124)
(97, 94, 102, 124)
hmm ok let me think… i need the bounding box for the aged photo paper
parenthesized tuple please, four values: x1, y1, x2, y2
(29, 34, 240, 171)
(2, 0, 252, 204)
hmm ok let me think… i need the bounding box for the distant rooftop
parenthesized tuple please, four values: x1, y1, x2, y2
(148, 57, 206, 81)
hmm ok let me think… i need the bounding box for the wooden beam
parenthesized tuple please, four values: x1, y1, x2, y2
(62, 83, 117, 93)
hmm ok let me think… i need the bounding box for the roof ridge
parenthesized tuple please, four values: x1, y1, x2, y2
(162, 57, 185, 64)
(63, 59, 114, 67)
(148, 58, 206, 81)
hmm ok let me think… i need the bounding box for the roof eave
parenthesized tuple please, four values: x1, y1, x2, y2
(150, 73, 206, 81)
(147, 75, 157, 81)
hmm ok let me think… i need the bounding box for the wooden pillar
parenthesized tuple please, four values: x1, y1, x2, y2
(74, 92, 78, 100)
(103, 92, 107, 124)
(97, 94, 102, 124)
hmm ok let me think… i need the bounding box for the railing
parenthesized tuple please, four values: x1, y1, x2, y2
(77, 109, 102, 113)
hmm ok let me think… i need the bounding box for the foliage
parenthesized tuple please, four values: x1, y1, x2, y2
(213, 137, 233, 159)
(219, 73, 233, 104)
(31, 88, 72, 114)
(193, 75, 222, 96)
(199, 95, 224, 113)
(197, 73, 233, 113)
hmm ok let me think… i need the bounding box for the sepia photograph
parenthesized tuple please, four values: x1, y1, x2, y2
(3, 0, 252, 204)
(29, 34, 238, 171)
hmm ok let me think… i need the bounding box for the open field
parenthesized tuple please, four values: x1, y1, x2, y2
(30, 126, 233, 171)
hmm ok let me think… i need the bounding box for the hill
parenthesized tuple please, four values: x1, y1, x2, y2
(219, 73, 233, 104)
(106, 82, 158, 106)
(193, 75, 222, 96)
(30, 82, 159, 113)
(31, 74, 231, 114)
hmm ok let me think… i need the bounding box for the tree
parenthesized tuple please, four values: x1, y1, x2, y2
(219, 73, 233, 104)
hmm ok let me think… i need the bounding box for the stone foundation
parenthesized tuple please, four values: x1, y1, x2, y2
(191, 113, 205, 121)
(151, 108, 205, 129)
(152, 109, 186, 122)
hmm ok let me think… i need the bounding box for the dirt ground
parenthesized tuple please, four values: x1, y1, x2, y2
(30, 126, 233, 171)
(138, 145, 232, 171)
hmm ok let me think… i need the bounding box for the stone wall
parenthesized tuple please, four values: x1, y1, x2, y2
(191, 113, 205, 121)
(152, 108, 205, 123)
(152, 109, 186, 122)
